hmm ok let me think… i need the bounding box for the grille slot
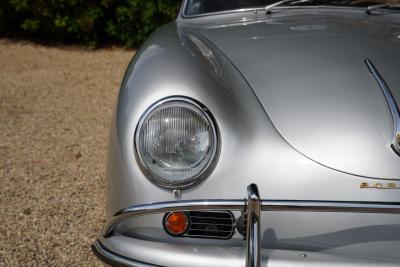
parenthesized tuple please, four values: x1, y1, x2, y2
(157, 211, 232, 240)
(186, 211, 235, 239)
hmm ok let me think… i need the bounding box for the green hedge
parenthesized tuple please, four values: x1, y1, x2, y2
(0, 0, 182, 48)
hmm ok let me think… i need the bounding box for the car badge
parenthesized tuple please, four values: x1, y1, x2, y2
(361, 182, 400, 190)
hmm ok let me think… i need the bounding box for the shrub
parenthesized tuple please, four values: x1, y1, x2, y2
(0, 0, 182, 48)
(105, 0, 181, 48)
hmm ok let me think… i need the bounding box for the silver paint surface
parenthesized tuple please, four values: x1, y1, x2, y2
(102, 5, 400, 266)
(98, 235, 400, 267)
(198, 11, 400, 179)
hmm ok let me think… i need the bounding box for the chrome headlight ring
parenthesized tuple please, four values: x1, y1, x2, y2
(134, 96, 219, 190)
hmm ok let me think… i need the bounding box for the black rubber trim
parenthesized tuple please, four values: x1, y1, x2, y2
(92, 240, 165, 267)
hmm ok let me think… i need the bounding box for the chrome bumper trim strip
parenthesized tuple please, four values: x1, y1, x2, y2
(103, 199, 400, 238)
(92, 240, 162, 267)
(103, 199, 245, 237)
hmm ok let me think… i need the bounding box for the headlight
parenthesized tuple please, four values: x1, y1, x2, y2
(135, 97, 219, 189)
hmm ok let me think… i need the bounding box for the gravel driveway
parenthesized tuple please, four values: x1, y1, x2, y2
(0, 39, 134, 266)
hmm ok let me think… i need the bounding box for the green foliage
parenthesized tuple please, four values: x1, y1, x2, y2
(0, 0, 182, 48)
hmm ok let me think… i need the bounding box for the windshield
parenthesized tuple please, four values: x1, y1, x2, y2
(184, 0, 400, 16)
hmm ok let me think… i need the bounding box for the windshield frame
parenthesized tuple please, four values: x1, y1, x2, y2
(179, 0, 399, 19)
(181, 0, 269, 18)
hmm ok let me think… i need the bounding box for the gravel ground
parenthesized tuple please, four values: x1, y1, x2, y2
(0, 39, 134, 266)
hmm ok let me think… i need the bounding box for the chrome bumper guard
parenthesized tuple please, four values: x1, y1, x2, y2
(95, 184, 400, 267)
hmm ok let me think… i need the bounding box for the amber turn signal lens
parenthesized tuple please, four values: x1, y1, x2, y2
(164, 212, 189, 236)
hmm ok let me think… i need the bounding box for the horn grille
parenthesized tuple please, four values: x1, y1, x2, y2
(164, 211, 235, 239)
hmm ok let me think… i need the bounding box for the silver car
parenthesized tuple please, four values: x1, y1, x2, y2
(92, 0, 400, 266)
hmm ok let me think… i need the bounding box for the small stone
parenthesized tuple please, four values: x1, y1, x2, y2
(23, 208, 31, 215)
(75, 152, 82, 159)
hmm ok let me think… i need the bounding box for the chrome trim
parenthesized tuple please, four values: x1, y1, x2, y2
(92, 240, 161, 267)
(365, 58, 400, 154)
(134, 96, 220, 190)
(180, 0, 370, 19)
(366, 4, 390, 14)
(245, 184, 261, 267)
(261, 200, 400, 213)
(184, 210, 236, 239)
(265, 0, 297, 14)
(103, 199, 400, 237)
(181, 2, 266, 18)
(103, 199, 244, 237)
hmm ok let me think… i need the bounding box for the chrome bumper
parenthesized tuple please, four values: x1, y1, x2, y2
(92, 240, 156, 267)
(94, 184, 400, 267)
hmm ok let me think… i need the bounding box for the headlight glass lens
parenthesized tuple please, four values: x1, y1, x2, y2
(136, 98, 218, 188)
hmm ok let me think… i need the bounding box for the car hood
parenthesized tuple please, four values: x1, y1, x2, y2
(199, 11, 400, 179)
